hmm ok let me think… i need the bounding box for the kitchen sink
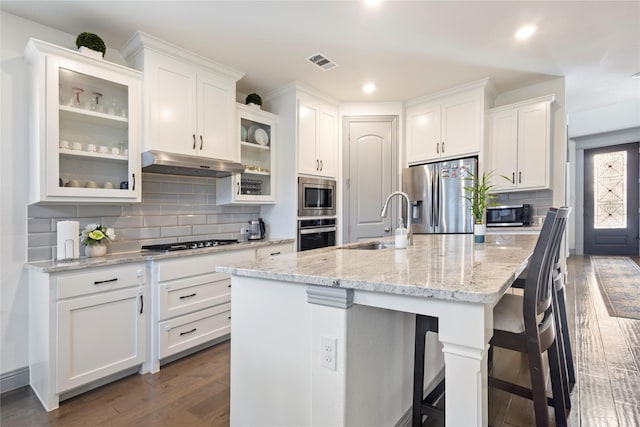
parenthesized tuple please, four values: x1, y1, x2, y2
(337, 241, 393, 250)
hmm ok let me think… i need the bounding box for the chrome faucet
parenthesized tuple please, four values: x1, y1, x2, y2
(380, 191, 413, 246)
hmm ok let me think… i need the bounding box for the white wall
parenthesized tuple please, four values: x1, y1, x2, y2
(0, 11, 127, 383)
(569, 99, 640, 139)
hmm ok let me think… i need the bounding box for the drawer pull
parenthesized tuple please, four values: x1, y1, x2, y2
(179, 293, 197, 300)
(140, 295, 144, 314)
(94, 278, 118, 285)
(180, 328, 197, 336)
(270, 251, 281, 256)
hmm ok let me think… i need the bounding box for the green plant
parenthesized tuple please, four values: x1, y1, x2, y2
(75, 32, 106, 57)
(462, 170, 500, 224)
(245, 93, 262, 106)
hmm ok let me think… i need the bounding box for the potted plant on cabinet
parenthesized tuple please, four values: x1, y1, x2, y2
(462, 170, 498, 243)
(75, 32, 106, 59)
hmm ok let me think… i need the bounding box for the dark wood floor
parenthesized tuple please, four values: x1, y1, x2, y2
(2, 256, 639, 426)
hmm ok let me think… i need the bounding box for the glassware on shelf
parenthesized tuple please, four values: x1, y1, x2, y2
(59, 84, 68, 106)
(71, 87, 83, 108)
(90, 92, 103, 113)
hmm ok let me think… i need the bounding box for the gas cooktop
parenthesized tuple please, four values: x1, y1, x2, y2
(141, 239, 239, 252)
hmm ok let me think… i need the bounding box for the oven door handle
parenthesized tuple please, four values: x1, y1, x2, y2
(299, 226, 337, 235)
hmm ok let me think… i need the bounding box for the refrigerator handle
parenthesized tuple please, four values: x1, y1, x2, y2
(430, 170, 435, 228)
(435, 169, 440, 227)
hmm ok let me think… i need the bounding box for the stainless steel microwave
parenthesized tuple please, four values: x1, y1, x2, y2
(298, 177, 336, 217)
(486, 204, 533, 227)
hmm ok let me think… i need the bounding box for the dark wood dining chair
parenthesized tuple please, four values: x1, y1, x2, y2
(489, 207, 571, 427)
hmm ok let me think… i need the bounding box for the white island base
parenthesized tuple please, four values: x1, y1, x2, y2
(230, 276, 492, 427)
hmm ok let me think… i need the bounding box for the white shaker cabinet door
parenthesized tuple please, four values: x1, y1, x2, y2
(197, 71, 236, 161)
(516, 102, 549, 190)
(57, 286, 145, 393)
(151, 57, 198, 155)
(316, 107, 338, 178)
(489, 108, 518, 191)
(441, 92, 481, 158)
(406, 103, 441, 164)
(298, 99, 319, 175)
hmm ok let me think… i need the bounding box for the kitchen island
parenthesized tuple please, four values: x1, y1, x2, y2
(217, 233, 538, 427)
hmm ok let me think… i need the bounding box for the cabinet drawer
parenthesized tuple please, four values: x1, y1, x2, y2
(256, 243, 293, 258)
(56, 264, 145, 300)
(158, 303, 231, 359)
(155, 249, 254, 282)
(158, 273, 230, 321)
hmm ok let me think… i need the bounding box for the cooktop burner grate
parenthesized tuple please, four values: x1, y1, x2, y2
(141, 239, 239, 252)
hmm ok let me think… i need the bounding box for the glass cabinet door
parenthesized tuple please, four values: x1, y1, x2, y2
(27, 40, 142, 203)
(217, 104, 277, 205)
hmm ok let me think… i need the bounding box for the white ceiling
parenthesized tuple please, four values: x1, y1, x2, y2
(2, 1, 639, 115)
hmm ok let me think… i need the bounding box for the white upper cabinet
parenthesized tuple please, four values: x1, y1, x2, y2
(217, 104, 277, 205)
(24, 39, 143, 203)
(488, 95, 554, 192)
(122, 31, 243, 161)
(298, 93, 338, 178)
(406, 80, 488, 165)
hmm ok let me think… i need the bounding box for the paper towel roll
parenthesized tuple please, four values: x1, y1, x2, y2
(57, 221, 79, 260)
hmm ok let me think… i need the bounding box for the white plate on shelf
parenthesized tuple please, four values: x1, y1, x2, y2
(248, 126, 269, 146)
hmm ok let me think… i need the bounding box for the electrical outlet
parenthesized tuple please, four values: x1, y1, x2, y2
(320, 336, 337, 371)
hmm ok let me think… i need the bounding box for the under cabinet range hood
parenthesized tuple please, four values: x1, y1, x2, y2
(141, 150, 245, 178)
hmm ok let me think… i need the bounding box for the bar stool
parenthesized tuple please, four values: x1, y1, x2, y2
(489, 207, 570, 426)
(412, 315, 443, 427)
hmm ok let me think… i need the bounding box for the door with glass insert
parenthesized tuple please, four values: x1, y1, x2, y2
(584, 142, 639, 255)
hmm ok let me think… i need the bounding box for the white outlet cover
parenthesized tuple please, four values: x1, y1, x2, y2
(320, 336, 337, 371)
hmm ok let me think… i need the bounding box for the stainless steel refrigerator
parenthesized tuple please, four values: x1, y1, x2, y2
(402, 157, 477, 234)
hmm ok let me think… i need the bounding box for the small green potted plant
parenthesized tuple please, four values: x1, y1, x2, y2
(245, 93, 262, 109)
(76, 32, 106, 58)
(462, 170, 499, 243)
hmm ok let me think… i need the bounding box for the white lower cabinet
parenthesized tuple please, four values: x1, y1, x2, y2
(150, 249, 253, 372)
(28, 263, 147, 411)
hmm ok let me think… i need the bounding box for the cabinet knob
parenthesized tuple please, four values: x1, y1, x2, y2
(320, 160, 323, 171)
(518, 171, 522, 184)
(192, 134, 196, 150)
(436, 142, 439, 154)
(132, 173, 136, 191)
(199, 135, 203, 150)
(512, 172, 515, 184)
(237, 181, 240, 195)
(384, 227, 391, 232)
(441, 141, 444, 153)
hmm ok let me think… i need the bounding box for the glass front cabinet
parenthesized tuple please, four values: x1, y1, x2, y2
(217, 104, 277, 205)
(25, 39, 142, 203)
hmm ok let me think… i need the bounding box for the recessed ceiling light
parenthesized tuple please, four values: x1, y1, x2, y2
(632, 72, 640, 79)
(362, 83, 376, 94)
(363, 0, 382, 7)
(515, 25, 537, 40)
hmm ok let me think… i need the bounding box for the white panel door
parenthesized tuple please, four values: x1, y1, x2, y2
(57, 287, 145, 392)
(517, 102, 549, 189)
(152, 59, 197, 155)
(198, 71, 236, 161)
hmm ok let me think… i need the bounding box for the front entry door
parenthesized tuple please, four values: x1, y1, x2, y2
(584, 142, 639, 255)
(344, 116, 397, 243)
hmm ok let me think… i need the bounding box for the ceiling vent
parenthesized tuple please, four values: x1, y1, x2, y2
(307, 53, 338, 71)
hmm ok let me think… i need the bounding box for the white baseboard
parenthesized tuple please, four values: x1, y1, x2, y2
(0, 366, 29, 394)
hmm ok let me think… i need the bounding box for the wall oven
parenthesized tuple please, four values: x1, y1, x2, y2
(298, 218, 336, 252)
(298, 177, 336, 217)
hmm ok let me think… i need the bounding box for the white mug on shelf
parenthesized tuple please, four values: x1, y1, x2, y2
(59, 140, 70, 149)
(111, 147, 120, 155)
(98, 145, 108, 154)
(72, 142, 83, 150)
(86, 143, 97, 152)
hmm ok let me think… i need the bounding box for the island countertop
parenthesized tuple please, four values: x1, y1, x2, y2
(217, 233, 538, 304)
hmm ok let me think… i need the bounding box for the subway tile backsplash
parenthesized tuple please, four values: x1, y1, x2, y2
(27, 173, 260, 262)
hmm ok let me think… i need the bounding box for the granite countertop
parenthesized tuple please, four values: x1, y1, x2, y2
(217, 234, 538, 304)
(26, 239, 294, 273)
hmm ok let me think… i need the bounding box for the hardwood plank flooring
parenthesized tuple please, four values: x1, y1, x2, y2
(2, 256, 639, 426)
